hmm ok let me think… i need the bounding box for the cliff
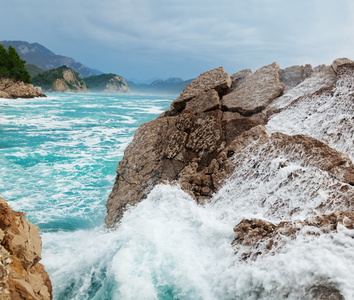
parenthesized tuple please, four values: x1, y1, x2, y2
(83, 73, 130, 94)
(32, 66, 88, 93)
(0, 197, 52, 299)
(0, 77, 46, 99)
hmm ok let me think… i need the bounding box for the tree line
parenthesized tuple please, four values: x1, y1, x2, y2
(0, 44, 31, 83)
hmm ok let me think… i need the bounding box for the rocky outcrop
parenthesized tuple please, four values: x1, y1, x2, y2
(0, 77, 46, 99)
(0, 197, 52, 299)
(32, 66, 88, 93)
(106, 59, 354, 229)
(221, 62, 285, 115)
(232, 211, 354, 261)
(83, 73, 130, 94)
(52, 69, 87, 93)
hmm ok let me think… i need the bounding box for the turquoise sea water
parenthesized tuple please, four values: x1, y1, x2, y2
(1, 92, 353, 299)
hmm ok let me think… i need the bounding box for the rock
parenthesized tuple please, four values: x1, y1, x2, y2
(279, 64, 313, 91)
(331, 57, 354, 74)
(232, 211, 354, 261)
(185, 89, 220, 113)
(266, 62, 353, 161)
(0, 77, 46, 99)
(0, 91, 12, 99)
(170, 67, 231, 112)
(0, 197, 52, 299)
(106, 59, 354, 229)
(221, 62, 285, 115)
(266, 65, 336, 112)
(229, 69, 253, 90)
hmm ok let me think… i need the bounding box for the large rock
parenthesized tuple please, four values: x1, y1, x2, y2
(232, 211, 354, 261)
(0, 77, 46, 99)
(267, 61, 353, 161)
(221, 62, 285, 115)
(266, 65, 336, 112)
(170, 67, 231, 112)
(106, 59, 354, 229)
(279, 64, 313, 91)
(0, 197, 52, 300)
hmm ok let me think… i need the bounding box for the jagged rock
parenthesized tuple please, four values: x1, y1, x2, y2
(267, 62, 353, 161)
(221, 62, 285, 115)
(170, 67, 231, 111)
(185, 89, 220, 113)
(229, 69, 253, 90)
(0, 197, 52, 299)
(0, 77, 46, 99)
(232, 211, 354, 261)
(53, 69, 87, 93)
(279, 64, 313, 91)
(0, 91, 11, 99)
(267, 65, 336, 112)
(106, 59, 354, 229)
(331, 57, 354, 74)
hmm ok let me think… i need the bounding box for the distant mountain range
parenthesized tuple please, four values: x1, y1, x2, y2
(0, 40, 102, 78)
(126, 77, 194, 95)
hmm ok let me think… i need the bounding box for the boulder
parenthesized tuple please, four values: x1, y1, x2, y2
(170, 67, 231, 112)
(331, 57, 354, 74)
(0, 197, 52, 299)
(221, 62, 285, 115)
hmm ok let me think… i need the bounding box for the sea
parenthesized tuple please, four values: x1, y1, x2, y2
(0, 92, 353, 299)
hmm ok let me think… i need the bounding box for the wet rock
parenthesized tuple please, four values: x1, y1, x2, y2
(221, 62, 285, 115)
(267, 65, 336, 112)
(0, 197, 52, 299)
(279, 64, 313, 91)
(232, 211, 354, 261)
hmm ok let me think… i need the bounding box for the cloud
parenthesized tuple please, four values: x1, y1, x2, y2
(1, 0, 353, 79)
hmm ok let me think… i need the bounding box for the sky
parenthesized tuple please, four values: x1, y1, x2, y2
(1, 0, 354, 81)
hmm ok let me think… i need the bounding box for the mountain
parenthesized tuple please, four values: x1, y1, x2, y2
(0, 41, 102, 78)
(126, 77, 194, 95)
(83, 73, 130, 94)
(32, 66, 87, 92)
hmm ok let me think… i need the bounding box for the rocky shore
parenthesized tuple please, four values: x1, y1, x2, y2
(106, 58, 354, 297)
(0, 197, 52, 299)
(0, 77, 46, 99)
(106, 58, 353, 227)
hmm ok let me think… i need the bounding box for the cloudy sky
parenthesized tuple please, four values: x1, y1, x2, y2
(1, 0, 353, 80)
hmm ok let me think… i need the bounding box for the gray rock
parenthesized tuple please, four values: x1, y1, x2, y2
(230, 69, 253, 90)
(221, 62, 285, 115)
(279, 64, 313, 91)
(171, 67, 231, 111)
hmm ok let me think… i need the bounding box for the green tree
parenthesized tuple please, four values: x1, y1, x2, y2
(0, 44, 31, 83)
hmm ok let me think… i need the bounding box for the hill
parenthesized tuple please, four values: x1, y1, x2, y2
(0, 41, 102, 78)
(83, 73, 130, 93)
(25, 64, 45, 77)
(32, 66, 87, 92)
